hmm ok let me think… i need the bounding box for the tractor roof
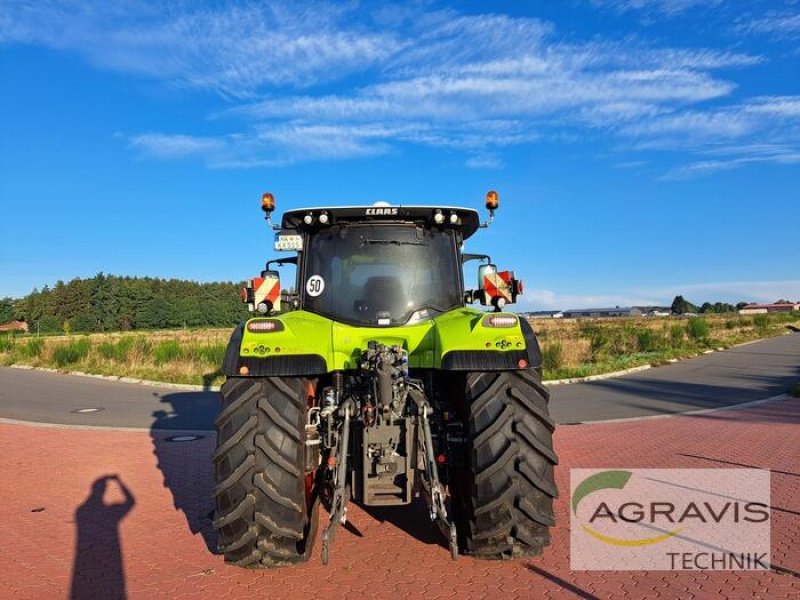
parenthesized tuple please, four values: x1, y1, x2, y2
(281, 205, 481, 240)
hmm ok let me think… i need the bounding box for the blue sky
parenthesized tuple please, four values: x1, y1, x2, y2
(1, 0, 798, 309)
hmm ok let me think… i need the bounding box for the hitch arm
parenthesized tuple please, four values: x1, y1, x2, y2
(321, 401, 353, 565)
(413, 393, 459, 560)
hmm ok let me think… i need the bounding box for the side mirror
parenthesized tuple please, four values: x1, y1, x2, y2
(477, 263, 523, 311)
(241, 269, 281, 314)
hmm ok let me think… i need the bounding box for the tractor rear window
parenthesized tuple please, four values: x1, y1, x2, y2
(303, 224, 462, 326)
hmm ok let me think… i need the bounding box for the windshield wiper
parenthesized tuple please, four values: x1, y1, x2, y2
(361, 239, 426, 246)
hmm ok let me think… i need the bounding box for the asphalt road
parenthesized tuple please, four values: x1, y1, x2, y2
(0, 333, 797, 430)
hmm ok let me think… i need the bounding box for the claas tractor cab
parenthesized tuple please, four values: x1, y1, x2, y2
(215, 191, 556, 567)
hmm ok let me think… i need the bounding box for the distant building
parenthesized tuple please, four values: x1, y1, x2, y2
(635, 306, 673, 317)
(739, 303, 800, 315)
(528, 310, 564, 319)
(562, 307, 643, 318)
(0, 320, 29, 333)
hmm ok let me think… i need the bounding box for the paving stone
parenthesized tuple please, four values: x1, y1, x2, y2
(0, 398, 798, 599)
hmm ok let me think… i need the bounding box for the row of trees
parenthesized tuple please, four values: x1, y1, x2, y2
(670, 295, 797, 315)
(1, 279, 796, 333)
(1, 274, 248, 333)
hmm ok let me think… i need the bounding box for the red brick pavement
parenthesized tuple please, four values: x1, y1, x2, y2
(0, 397, 798, 600)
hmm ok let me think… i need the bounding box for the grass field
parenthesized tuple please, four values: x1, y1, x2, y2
(1, 312, 797, 387)
(533, 312, 799, 380)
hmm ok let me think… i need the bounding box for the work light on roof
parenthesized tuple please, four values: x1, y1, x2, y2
(433, 210, 445, 224)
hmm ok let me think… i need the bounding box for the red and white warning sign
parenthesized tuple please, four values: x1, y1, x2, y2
(483, 270, 516, 303)
(249, 275, 281, 312)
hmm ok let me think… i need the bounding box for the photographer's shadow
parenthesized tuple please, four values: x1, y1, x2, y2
(70, 475, 135, 600)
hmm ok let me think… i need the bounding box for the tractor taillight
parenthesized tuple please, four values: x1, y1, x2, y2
(482, 314, 518, 328)
(247, 319, 284, 333)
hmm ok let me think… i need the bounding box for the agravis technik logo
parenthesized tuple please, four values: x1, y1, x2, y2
(573, 470, 683, 546)
(570, 469, 771, 570)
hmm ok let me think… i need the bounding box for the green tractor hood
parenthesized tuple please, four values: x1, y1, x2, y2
(223, 308, 541, 377)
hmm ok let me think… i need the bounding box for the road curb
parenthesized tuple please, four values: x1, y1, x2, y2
(8, 364, 221, 392)
(545, 364, 652, 385)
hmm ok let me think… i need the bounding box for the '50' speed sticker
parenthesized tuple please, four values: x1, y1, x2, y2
(306, 275, 325, 297)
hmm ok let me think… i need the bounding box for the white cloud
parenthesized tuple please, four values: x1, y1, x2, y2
(658, 139, 800, 180)
(128, 133, 224, 159)
(737, 11, 800, 38)
(0, 1, 400, 96)
(522, 279, 800, 310)
(465, 155, 504, 169)
(4, 1, 797, 175)
(128, 126, 393, 167)
(590, 0, 723, 17)
(744, 96, 800, 117)
(128, 118, 544, 167)
(234, 66, 734, 124)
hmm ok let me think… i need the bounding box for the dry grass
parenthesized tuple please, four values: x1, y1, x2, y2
(532, 312, 799, 379)
(0, 329, 231, 387)
(1, 313, 797, 385)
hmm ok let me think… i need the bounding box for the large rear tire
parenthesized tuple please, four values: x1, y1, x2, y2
(213, 377, 319, 568)
(453, 368, 558, 559)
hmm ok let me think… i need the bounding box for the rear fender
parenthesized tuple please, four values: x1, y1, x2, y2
(435, 309, 538, 371)
(223, 312, 333, 377)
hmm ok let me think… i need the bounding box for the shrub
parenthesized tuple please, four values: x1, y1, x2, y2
(725, 319, 736, 330)
(636, 329, 657, 352)
(22, 338, 44, 358)
(541, 342, 564, 371)
(133, 337, 152, 357)
(97, 337, 135, 361)
(154, 340, 183, 364)
(687, 317, 709, 341)
(580, 325, 608, 358)
(53, 338, 91, 366)
(753, 314, 769, 333)
(607, 324, 637, 355)
(669, 324, 685, 347)
(191, 343, 226, 365)
(0, 334, 15, 353)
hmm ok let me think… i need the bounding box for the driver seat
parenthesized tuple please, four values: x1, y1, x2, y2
(362, 276, 406, 315)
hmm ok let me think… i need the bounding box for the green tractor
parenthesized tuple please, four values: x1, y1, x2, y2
(214, 191, 557, 567)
